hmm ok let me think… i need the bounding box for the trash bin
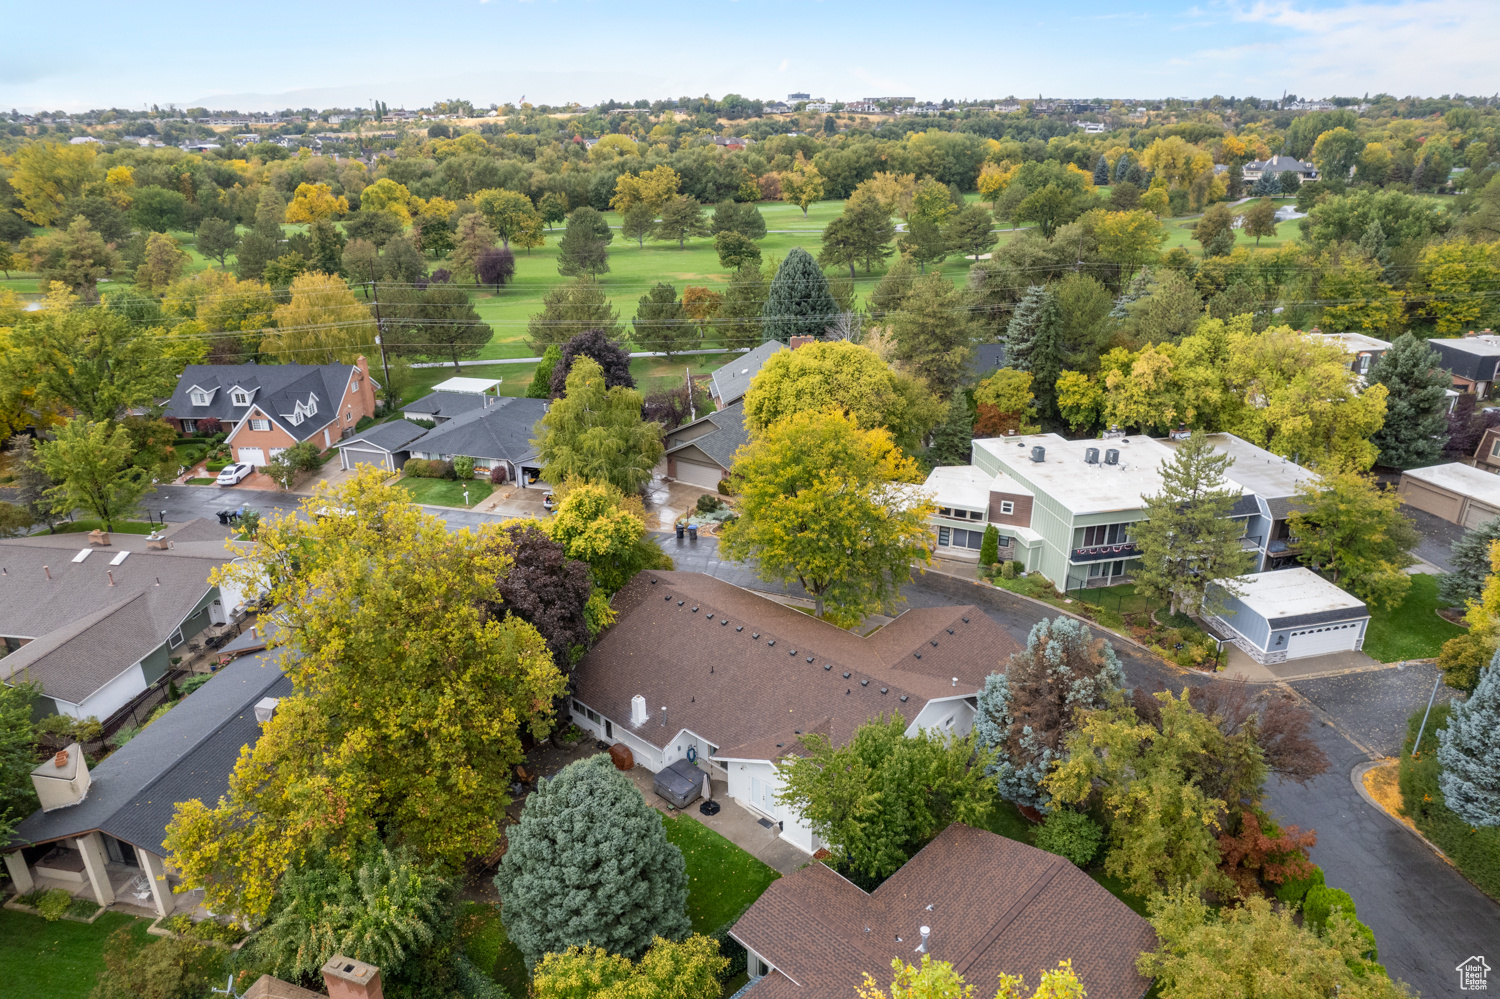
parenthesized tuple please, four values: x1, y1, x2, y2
(654, 759, 704, 808)
(676, 524, 685, 540)
(687, 525, 699, 541)
(216, 510, 230, 525)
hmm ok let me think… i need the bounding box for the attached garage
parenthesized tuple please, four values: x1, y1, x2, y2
(1398, 462, 1500, 528)
(1208, 568, 1369, 665)
(235, 447, 265, 467)
(663, 402, 745, 490)
(331, 420, 431, 475)
(671, 450, 727, 489)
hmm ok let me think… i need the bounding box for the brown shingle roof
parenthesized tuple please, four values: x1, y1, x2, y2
(733, 823, 1155, 999)
(572, 571, 1020, 762)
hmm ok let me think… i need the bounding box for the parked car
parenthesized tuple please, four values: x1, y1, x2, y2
(216, 463, 254, 485)
(542, 491, 556, 511)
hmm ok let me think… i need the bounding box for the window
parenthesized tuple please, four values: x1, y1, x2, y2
(231, 389, 251, 406)
(605, 719, 613, 739)
(999, 500, 1014, 515)
(1358, 353, 1371, 373)
(939, 527, 984, 550)
(168, 628, 185, 649)
(189, 390, 211, 406)
(968, 510, 983, 521)
(1082, 523, 1130, 547)
(346, 410, 353, 422)
(305, 397, 317, 416)
(250, 419, 270, 432)
(287, 413, 303, 426)
(1491, 438, 1500, 459)
(180, 420, 197, 434)
(938, 506, 952, 517)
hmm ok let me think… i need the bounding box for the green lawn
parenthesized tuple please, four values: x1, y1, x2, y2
(47, 519, 158, 535)
(662, 812, 781, 934)
(459, 902, 529, 999)
(1361, 573, 1465, 663)
(394, 477, 494, 508)
(0, 910, 154, 999)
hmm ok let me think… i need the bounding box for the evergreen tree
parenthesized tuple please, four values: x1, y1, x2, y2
(1125, 161, 1145, 186)
(897, 217, 947, 273)
(979, 524, 1000, 567)
(762, 248, 839, 341)
(527, 277, 623, 351)
(709, 201, 766, 240)
(1369, 333, 1451, 469)
(924, 393, 975, 467)
(1114, 154, 1133, 184)
(1133, 432, 1254, 617)
(1004, 285, 1063, 420)
(869, 255, 917, 317)
(716, 263, 769, 350)
(528, 345, 561, 398)
(620, 202, 657, 248)
(975, 617, 1125, 810)
(945, 204, 997, 260)
(818, 210, 863, 280)
(556, 206, 613, 277)
(1437, 652, 1500, 826)
(0, 681, 38, 844)
(632, 282, 695, 359)
(655, 195, 708, 248)
(1093, 155, 1111, 186)
(1438, 517, 1500, 608)
(1251, 172, 1282, 197)
(889, 270, 974, 400)
(495, 755, 690, 967)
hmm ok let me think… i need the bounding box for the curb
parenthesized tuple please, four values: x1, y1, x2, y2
(1350, 760, 1453, 866)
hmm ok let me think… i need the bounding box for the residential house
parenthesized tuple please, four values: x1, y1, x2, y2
(664, 402, 748, 488)
(0, 520, 253, 723)
(332, 419, 430, 472)
(713, 136, 754, 150)
(1161, 432, 1318, 572)
(1241, 155, 1319, 182)
(403, 376, 503, 425)
(568, 570, 1019, 856)
(405, 396, 549, 485)
(1427, 333, 1500, 398)
(966, 343, 1007, 381)
(1206, 568, 1369, 663)
(844, 102, 881, 114)
(1074, 121, 1109, 134)
(1472, 426, 1500, 474)
(1313, 331, 1391, 381)
(161, 359, 379, 467)
(4, 652, 289, 919)
(731, 823, 1155, 999)
(709, 339, 788, 409)
(1398, 462, 1500, 528)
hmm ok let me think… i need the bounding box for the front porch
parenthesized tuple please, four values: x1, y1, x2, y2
(4, 833, 199, 920)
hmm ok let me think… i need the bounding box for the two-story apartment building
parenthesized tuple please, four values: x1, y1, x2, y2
(1428, 333, 1500, 398)
(1313, 331, 1391, 382)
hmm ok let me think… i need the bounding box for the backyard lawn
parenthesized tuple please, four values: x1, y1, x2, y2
(48, 519, 158, 535)
(0, 910, 154, 999)
(1361, 573, 1465, 662)
(394, 477, 494, 508)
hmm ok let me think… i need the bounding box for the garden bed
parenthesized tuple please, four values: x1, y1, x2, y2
(147, 913, 249, 949)
(7, 889, 106, 923)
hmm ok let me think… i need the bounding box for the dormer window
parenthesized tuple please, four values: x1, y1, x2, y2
(287, 413, 303, 426)
(305, 396, 317, 416)
(231, 389, 252, 406)
(189, 388, 213, 406)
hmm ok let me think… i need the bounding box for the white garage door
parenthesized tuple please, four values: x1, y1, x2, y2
(341, 448, 389, 471)
(675, 459, 725, 489)
(236, 447, 265, 467)
(1285, 621, 1361, 659)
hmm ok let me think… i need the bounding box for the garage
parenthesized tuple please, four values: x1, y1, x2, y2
(330, 420, 431, 476)
(236, 447, 265, 467)
(1398, 462, 1500, 527)
(673, 456, 726, 489)
(340, 448, 390, 472)
(1207, 568, 1369, 665)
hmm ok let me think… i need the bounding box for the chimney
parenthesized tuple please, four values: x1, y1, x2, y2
(255, 697, 280, 724)
(88, 529, 111, 546)
(917, 925, 930, 953)
(43, 566, 50, 580)
(107, 570, 116, 586)
(631, 695, 648, 725)
(789, 335, 815, 350)
(322, 956, 382, 999)
(32, 742, 91, 812)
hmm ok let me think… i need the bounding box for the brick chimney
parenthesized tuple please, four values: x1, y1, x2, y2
(789, 335, 816, 350)
(322, 956, 382, 999)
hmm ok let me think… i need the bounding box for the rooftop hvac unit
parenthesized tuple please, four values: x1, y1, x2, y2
(1030, 446, 1045, 463)
(1105, 449, 1120, 465)
(1084, 447, 1100, 464)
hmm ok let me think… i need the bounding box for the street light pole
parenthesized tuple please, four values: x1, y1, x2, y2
(1412, 670, 1442, 756)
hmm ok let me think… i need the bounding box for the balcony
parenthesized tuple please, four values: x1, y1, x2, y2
(1070, 542, 1140, 564)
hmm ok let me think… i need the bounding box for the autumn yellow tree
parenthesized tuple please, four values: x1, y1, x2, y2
(4, 140, 102, 225)
(359, 177, 417, 222)
(264, 271, 376, 363)
(856, 955, 1086, 999)
(608, 165, 681, 214)
(164, 470, 567, 918)
(1091, 208, 1168, 283)
(1412, 237, 1500, 333)
(780, 160, 826, 216)
(284, 182, 349, 223)
(133, 232, 191, 294)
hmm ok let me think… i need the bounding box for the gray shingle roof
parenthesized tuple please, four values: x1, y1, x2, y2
(0, 524, 238, 704)
(403, 391, 488, 421)
(664, 402, 749, 472)
(163, 363, 365, 444)
(967, 343, 1007, 378)
(710, 341, 786, 406)
(9, 652, 291, 855)
(406, 397, 549, 463)
(334, 419, 430, 454)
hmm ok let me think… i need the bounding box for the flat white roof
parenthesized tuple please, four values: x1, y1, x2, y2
(923, 465, 992, 512)
(1163, 432, 1317, 500)
(1402, 462, 1500, 506)
(1225, 568, 1367, 620)
(1314, 332, 1390, 353)
(976, 434, 1212, 516)
(430, 376, 502, 395)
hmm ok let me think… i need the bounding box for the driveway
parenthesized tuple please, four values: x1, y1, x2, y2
(1402, 503, 1465, 573)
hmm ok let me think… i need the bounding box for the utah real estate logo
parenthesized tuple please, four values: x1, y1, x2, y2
(1458, 956, 1490, 991)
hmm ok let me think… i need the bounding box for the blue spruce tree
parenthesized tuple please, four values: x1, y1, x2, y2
(1438, 652, 1500, 826)
(1093, 155, 1111, 186)
(1114, 154, 1133, 184)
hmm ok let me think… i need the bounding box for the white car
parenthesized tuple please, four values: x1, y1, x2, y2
(216, 463, 254, 485)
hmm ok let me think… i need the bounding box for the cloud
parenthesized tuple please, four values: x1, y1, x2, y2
(778, 58, 789, 72)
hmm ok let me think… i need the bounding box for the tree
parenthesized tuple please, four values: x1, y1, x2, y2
(857, 955, 1087, 999)
(7, 140, 101, 225)
(195, 216, 240, 267)
(37, 418, 150, 531)
(721, 408, 933, 623)
(411, 210, 454, 258)
(1240, 199, 1279, 245)
(538, 191, 569, 230)
(284, 182, 349, 224)
(534, 357, 663, 495)
(545, 480, 671, 594)
(1438, 653, 1500, 826)
(1005, 285, 1064, 420)
(763, 248, 839, 341)
(473, 188, 544, 250)
(264, 439, 321, 491)
(656, 195, 708, 248)
(974, 368, 1038, 437)
(87, 929, 218, 999)
(476, 246, 515, 289)
(889, 271, 974, 400)
(305, 219, 346, 276)
(897, 217, 948, 273)
(264, 271, 376, 364)
(1310, 127, 1365, 181)
(262, 251, 308, 289)
(780, 164, 825, 216)
(1438, 517, 1500, 608)
(134, 232, 190, 294)
(819, 209, 864, 280)
(1289, 470, 1419, 611)
(1092, 209, 1168, 283)
(742, 339, 942, 456)
(528, 344, 562, 398)
(1194, 203, 1235, 257)
(1367, 333, 1450, 469)
(1121, 269, 1204, 344)
(496, 754, 690, 967)
(557, 206, 613, 277)
(1093, 154, 1111, 186)
(715, 230, 761, 271)
(129, 185, 189, 233)
(385, 285, 490, 370)
(632, 282, 695, 358)
(344, 209, 404, 248)
(976, 617, 1124, 810)
(710, 200, 766, 240)
(620, 202, 658, 248)
(449, 213, 498, 282)
(777, 716, 997, 880)
(534, 937, 726, 999)
(1132, 431, 1253, 617)
(947, 204, 997, 260)
(493, 520, 594, 669)
(926, 394, 976, 467)
(681, 286, 723, 340)
(822, 192, 895, 278)
(0, 681, 38, 845)
(716, 263, 769, 349)
(23, 216, 116, 296)
(165, 470, 568, 918)
(609, 165, 682, 214)
(549, 328, 636, 396)
(527, 277, 623, 351)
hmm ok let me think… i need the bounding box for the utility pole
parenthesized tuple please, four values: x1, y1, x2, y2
(368, 266, 393, 411)
(686, 366, 695, 421)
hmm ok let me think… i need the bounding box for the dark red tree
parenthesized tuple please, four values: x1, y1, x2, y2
(490, 521, 594, 670)
(548, 328, 636, 398)
(476, 247, 516, 290)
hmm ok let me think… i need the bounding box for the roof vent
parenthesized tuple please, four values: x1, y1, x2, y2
(255, 697, 280, 724)
(736, 626, 743, 631)
(843, 672, 851, 678)
(824, 664, 832, 670)
(900, 695, 909, 702)
(806, 656, 814, 663)
(1104, 448, 1120, 465)
(752, 633, 760, 639)
(768, 640, 775, 646)
(1084, 447, 1100, 464)
(861, 679, 869, 686)
(917, 926, 930, 954)
(31, 742, 90, 812)
(952, 677, 959, 686)
(1030, 446, 1045, 463)
(631, 695, 648, 725)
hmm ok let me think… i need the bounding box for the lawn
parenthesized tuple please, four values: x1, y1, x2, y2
(394, 477, 494, 508)
(661, 812, 781, 934)
(0, 909, 154, 999)
(47, 519, 158, 535)
(1361, 573, 1465, 663)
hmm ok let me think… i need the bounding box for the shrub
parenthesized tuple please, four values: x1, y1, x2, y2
(354, 415, 375, 433)
(1303, 885, 1356, 933)
(1399, 703, 1500, 900)
(694, 494, 723, 515)
(196, 417, 222, 437)
(67, 896, 101, 919)
(37, 888, 72, 921)
(86, 927, 217, 999)
(205, 459, 230, 473)
(1001, 559, 1017, 580)
(453, 455, 476, 480)
(1033, 808, 1104, 867)
(716, 477, 734, 496)
(489, 464, 509, 485)
(403, 458, 430, 478)
(979, 525, 1000, 567)
(1275, 863, 1325, 906)
(177, 673, 214, 698)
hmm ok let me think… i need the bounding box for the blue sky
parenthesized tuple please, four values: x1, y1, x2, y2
(4, 0, 1497, 113)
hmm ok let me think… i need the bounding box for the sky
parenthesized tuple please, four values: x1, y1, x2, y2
(4, 0, 1498, 114)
